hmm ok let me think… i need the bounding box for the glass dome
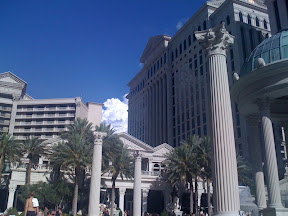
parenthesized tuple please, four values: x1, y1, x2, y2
(240, 30, 288, 76)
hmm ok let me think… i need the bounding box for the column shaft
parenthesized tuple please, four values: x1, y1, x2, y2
(247, 115, 267, 210)
(6, 184, 16, 210)
(142, 189, 149, 215)
(260, 105, 283, 208)
(133, 156, 142, 216)
(208, 53, 240, 215)
(119, 188, 126, 214)
(88, 133, 105, 216)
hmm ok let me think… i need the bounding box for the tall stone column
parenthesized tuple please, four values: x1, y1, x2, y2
(196, 23, 240, 216)
(258, 100, 283, 208)
(133, 153, 142, 216)
(142, 188, 149, 215)
(88, 132, 106, 216)
(119, 187, 126, 214)
(246, 114, 267, 210)
(6, 184, 17, 209)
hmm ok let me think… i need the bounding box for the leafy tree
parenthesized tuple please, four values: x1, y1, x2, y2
(96, 123, 134, 215)
(22, 137, 46, 184)
(0, 133, 22, 180)
(237, 154, 253, 187)
(181, 135, 202, 215)
(163, 144, 195, 215)
(196, 136, 212, 216)
(49, 118, 94, 216)
(18, 181, 73, 210)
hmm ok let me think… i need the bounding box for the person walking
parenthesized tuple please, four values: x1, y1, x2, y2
(24, 192, 39, 216)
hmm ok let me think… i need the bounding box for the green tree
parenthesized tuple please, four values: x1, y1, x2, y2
(0, 133, 22, 180)
(96, 123, 134, 215)
(197, 136, 212, 216)
(49, 118, 94, 216)
(22, 137, 46, 184)
(18, 181, 73, 210)
(237, 154, 253, 187)
(163, 144, 195, 215)
(181, 135, 202, 215)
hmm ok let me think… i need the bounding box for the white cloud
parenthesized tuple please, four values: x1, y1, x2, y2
(102, 94, 128, 133)
(176, 18, 189, 30)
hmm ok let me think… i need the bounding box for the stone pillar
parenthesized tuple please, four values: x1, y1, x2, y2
(142, 188, 149, 215)
(119, 187, 126, 214)
(88, 132, 106, 216)
(247, 114, 267, 210)
(8, 95, 20, 134)
(6, 184, 17, 209)
(148, 158, 153, 172)
(195, 23, 240, 216)
(258, 100, 283, 209)
(133, 153, 142, 216)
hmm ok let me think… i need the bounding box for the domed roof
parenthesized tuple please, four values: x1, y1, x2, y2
(240, 30, 288, 76)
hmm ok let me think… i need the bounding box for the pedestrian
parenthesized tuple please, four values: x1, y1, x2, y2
(24, 192, 39, 216)
(103, 208, 109, 216)
(55, 206, 62, 216)
(44, 207, 48, 216)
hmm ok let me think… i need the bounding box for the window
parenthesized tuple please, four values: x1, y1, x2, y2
(184, 40, 187, 50)
(175, 48, 178, 58)
(179, 44, 182, 54)
(256, 17, 260, 27)
(188, 35, 191, 46)
(198, 26, 201, 31)
(171, 52, 174, 61)
(239, 12, 243, 22)
(247, 15, 252, 25)
(227, 16, 230, 25)
(264, 19, 268, 29)
(203, 20, 207, 30)
(164, 53, 167, 64)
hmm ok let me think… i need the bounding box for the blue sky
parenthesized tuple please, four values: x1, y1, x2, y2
(0, 0, 207, 104)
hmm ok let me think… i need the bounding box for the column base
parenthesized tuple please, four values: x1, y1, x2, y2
(213, 211, 239, 216)
(261, 207, 288, 216)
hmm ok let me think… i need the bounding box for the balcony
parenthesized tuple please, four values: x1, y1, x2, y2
(141, 171, 160, 176)
(0, 127, 9, 132)
(0, 106, 12, 112)
(15, 113, 75, 119)
(0, 113, 11, 118)
(0, 120, 10, 125)
(17, 107, 76, 112)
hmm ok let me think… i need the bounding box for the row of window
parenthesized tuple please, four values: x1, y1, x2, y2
(238, 12, 268, 29)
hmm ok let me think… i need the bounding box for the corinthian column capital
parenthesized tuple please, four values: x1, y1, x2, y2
(94, 132, 106, 145)
(195, 23, 234, 56)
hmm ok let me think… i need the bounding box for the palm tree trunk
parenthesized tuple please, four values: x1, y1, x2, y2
(195, 177, 199, 215)
(207, 178, 211, 216)
(189, 180, 194, 215)
(0, 154, 4, 180)
(26, 159, 32, 184)
(72, 168, 79, 216)
(111, 179, 116, 216)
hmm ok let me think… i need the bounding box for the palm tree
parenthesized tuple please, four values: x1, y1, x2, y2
(237, 154, 253, 187)
(49, 118, 94, 216)
(22, 137, 46, 184)
(163, 144, 195, 215)
(103, 144, 133, 215)
(181, 135, 202, 215)
(96, 123, 134, 215)
(0, 133, 23, 180)
(197, 136, 212, 216)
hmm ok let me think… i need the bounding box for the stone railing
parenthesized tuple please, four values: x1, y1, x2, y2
(10, 163, 52, 171)
(141, 171, 160, 176)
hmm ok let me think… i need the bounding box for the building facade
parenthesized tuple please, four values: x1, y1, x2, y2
(0, 72, 103, 139)
(127, 0, 271, 158)
(0, 71, 103, 211)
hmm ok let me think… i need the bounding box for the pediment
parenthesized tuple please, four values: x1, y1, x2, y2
(207, 0, 226, 8)
(153, 143, 174, 155)
(140, 35, 171, 64)
(118, 132, 154, 152)
(0, 72, 27, 86)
